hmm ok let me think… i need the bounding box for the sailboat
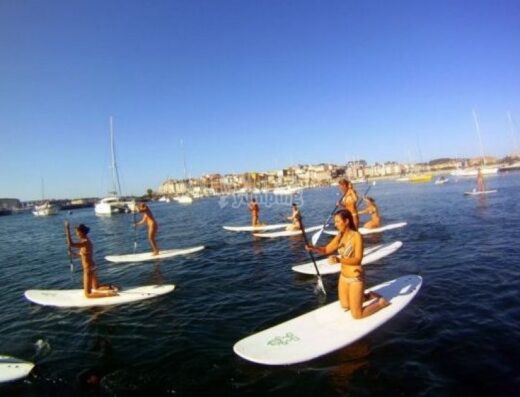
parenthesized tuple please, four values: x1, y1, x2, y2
(95, 117, 136, 215)
(173, 139, 193, 204)
(33, 178, 60, 216)
(499, 112, 520, 172)
(451, 111, 498, 177)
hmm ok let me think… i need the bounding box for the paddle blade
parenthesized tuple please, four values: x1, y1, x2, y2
(315, 276, 327, 296)
(311, 228, 323, 245)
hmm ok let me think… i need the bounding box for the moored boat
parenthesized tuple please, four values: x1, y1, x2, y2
(32, 202, 60, 216)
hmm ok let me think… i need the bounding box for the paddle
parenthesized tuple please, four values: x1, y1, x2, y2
(311, 191, 346, 246)
(297, 214, 326, 296)
(311, 182, 373, 245)
(132, 210, 138, 253)
(64, 219, 74, 272)
(67, 247, 74, 272)
(357, 183, 373, 207)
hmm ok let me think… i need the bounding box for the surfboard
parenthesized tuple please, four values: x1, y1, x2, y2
(323, 222, 407, 236)
(233, 275, 422, 365)
(105, 246, 205, 263)
(24, 285, 175, 308)
(223, 224, 290, 232)
(464, 189, 497, 196)
(292, 241, 403, 275)
(0, 356, 34, 383)
(252, 225, 322, 238)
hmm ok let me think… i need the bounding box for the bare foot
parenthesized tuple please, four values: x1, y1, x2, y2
(152, 251, 160, 256)
(364, 291, 381, 302)
(378, 297, 390, 309)
(96, 284, 119, 293)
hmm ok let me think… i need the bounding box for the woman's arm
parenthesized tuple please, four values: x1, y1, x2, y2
(64, 221, 82, 248)
(135, 215, 146, 226)
(305, 234, 341, 255)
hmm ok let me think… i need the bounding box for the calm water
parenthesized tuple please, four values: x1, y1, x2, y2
(1, 173, 519, 396)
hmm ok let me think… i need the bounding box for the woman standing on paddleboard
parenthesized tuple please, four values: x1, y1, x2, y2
(64, 222, 118, 298)
(358, 196, 381, 229)
(248, 198, 260, 226)
(135, 202, 159, 255)
(476, 167, 485, 192)
(338, 179, 359, 228)
(305, 210, 388, 319)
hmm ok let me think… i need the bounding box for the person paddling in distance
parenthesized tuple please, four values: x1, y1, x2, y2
(305, 210, 389, 319)
(338, 179, 359, 228)
(248, 197, 261, 226)
(358, 196, 381, 229)
(64, 221, 118, 298)
(286, 203, 301, 231)
(135, 202, 159, 255)
(476, 167, 485, 192)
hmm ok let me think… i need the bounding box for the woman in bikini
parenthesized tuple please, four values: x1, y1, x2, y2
(248, 198, 261, 226)
(135, 202, 159, 255)
(338, 179, 359, 228)
(286, 203, 301, 231)
(64, 221, 118, 298)
(305, 210, 388, 319)
(358, 196, 381, 229)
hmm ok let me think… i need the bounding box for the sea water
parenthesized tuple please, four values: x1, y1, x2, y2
(1, 173, 519, 396)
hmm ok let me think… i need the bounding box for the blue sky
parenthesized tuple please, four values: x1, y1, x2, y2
(1, 0, 519, 200)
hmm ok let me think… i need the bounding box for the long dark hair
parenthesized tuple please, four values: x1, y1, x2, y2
(334, 209, 358, 232)
(77, 224, 90, 235)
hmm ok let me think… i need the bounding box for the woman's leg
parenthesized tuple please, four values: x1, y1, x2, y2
(338, 276, 350, 310)
(364, 220, 376, 229)
(84, 270, 117, 298)
(149, 225, 159, 254)
(350, 281, 389, 319)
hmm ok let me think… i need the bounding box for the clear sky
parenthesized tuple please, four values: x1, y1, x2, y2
(1, 0, 519, 200)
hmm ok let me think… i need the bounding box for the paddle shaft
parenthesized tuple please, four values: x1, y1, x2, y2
(133, 211, 138, 253)
(297, 215, 326, 293)
(64, 220, 74, 272)
(356, 183, 372, 207)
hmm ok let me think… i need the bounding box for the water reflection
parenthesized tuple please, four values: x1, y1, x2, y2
(327, 340, 371, 394)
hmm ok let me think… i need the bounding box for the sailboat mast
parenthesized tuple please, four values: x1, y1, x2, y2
(472, 110, 486, 166)
(110, 116, 122, 196)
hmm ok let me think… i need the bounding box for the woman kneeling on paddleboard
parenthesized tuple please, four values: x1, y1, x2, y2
(305, 210, 388, 319)
(358, 196, 381, 229)
(65, 221, 118, 298)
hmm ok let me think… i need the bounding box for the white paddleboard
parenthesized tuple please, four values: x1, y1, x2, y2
(252, 225, 322, 238)
(24, 285, 175, 308)
(464, 189, 497, 196)
(105, 246, 205, 263)
(292, 241, 403, 275)
(223, 224, 290, 232)
(324, 222, 407, 236)
(0, 356, 34, 383)
(233, 275, 422, 365)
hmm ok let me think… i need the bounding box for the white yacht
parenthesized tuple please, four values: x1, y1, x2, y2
(450, 167, 498, 177)
(95, 196, 135, 215)
(33, 202, 60, 216)
(95, 117, 135, 216)
(174, 195, 193, 204)
(272, 186, 301, 195)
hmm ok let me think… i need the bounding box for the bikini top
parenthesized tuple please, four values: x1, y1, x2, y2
(337, 232, 354, 258)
